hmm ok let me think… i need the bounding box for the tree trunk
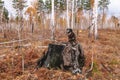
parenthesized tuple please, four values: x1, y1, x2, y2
(19, 11, 24, 72)
(89, 0, 98, 39)
(71, 0, 75, 29)
(88, 9, 93, 38)
(102, 9, 104, 29)
(1, 6, 7, 38)
(37, 44, 65, 68)
(88, 22, 94, 38)
(51, 0, 55, 40)
(37, 43, 85, 73)
(31, 21, 34, 33)
(94, 0, 98, 39)
(67, 0, 70, 28)
(3, 23, 7, 38)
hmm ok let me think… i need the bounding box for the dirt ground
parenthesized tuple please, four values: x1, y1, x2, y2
(0, 29, 120, 80)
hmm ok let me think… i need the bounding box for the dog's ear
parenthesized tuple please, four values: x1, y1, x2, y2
(66, 28, 72, 34)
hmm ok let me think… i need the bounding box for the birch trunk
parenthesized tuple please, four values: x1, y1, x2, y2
(94, 0, 98, 39)
(1, 6, 6, 38)
(71, 0, 75, 29)
(18, 10, 24, 72)
(0, 6, 3, 24)
(89, 0, 98, 39)
(1, 6, 3, 33)
(51, 0, 55, 40)
(66, 0, 70, 28)
(102, 9, 104, 29)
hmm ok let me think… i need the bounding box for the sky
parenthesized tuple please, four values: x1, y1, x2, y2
(1, 0, 120, 18)
(2, 0, 34, 18)
(2, 0, 16, 17)
(108, 0, 120, 17)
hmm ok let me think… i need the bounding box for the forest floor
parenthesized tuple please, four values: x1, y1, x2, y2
(0, 29, 120, 80)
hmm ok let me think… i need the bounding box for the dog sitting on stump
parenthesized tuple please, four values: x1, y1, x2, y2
(62, 28, 85, 74)
(36, 28, 85, 74)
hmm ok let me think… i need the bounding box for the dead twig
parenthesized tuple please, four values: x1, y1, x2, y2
(101, 62, 112, 73)
(37, 46, 48, 48)
(86, 51, 94, 73)
(0, 39, 29, 45)
(0, 54, 6, 59)
(0, 43, 31, 48)
(84, 43, 94, 79)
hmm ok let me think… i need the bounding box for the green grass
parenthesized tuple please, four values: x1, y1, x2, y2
(92, 61, 103, 78)
(109, 59, 119, 65)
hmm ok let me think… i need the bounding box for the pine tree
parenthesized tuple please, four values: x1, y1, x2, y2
(13, 0, 26, 21)
(3, 7, 9, 23)
(38, 0, 51, 13)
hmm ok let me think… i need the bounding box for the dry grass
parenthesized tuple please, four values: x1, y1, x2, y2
(0, 29, 120, 80)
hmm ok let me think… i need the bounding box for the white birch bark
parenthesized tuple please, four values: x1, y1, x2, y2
(1, 6, 3, 34)
(43, 0, 46, 4)
(51, 0, 55, 40)
(94, 0, 98, 39)
(71, 0, 74, 29)
(89, 0, 98, 39)
(66, 0, 70, 28)
(0, 6, 3, 24)
(19, 10, 25, 72)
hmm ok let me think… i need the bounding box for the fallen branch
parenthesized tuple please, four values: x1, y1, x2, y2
(0, 54, 6, 59)
(84, 45, 94, 79)
(14, 43, 32, 49)
(0, 36, 4, 38)
(0, 43, 31, 48)
(0, 39, 29, 45)
(101, 62, 112, 73)
(37, 46, 48, 48)
(86, 51, 94, 73)
(0, 46, 13, 48)
(0, 45, 48, 49)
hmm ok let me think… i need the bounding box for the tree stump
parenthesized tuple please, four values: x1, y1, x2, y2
(37, 44, 65, 69)
(37, 43, 85, 73)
